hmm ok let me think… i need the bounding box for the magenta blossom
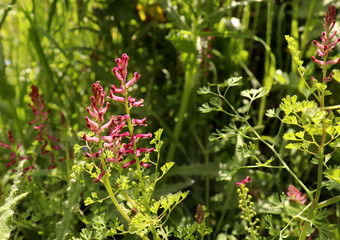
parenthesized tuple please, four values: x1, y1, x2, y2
(312, 5, 340, 70)
(83, 54, 155, 182)
(236, 176, 251, 186)
(28, 85, 63, 168)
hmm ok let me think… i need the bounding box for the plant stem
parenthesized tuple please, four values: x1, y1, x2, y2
(299, 45, 329, 240)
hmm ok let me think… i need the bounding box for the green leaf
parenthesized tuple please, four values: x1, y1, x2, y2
(209, 76, 243, 88)
(161, 162, 175, 176)
(279, 95, 298, 115)
(324, 166, 340, 190)
(150, 128, 164, 152)
(266, 108, 281, 119)
(285, 35, 305, 75)
(199, 102, 214, 113)
(0, 161, 28, 240)
(240, 87, 268, 101)
(197, 86, 211, 95)
(56, 162, 84, 240)
(283, 132, 297, 140)
(84, 197, 94, 206)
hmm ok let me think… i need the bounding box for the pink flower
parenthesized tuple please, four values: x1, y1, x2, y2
(0, 131, 31, 169)
(286, 185, 307, 205)
(311, 5, 340, 75)
(94, 170, 106, 183)
(236, 176, 251, 186)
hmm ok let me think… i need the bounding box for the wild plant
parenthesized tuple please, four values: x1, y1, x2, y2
(198, 4, 340, 239)
(74, 53, 211, 240)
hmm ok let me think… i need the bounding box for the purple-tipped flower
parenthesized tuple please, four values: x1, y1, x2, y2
(83, 54, 154, 171)
(28, 85, 62, 169)
(94, 170, 106, 183)
(312, 5, 340, 73)
(236, 176, 251, 186)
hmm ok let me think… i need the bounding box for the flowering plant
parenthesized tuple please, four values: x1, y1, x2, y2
(74, 53, 210, 239)
(198, 4, 340, 240)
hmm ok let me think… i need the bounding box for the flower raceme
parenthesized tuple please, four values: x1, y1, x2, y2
(28, 85, 64, 169)
(312, 5, 340, 70)
(0, 131, 30, 169)
(83, 54, 154, 182)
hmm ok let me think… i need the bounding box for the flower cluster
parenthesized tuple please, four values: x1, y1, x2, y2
(286, 185, 307, 205)
(0, 131, 30, 170)
(312, 5, 340, 73)
(28, 85, 65, 169)
(82, 54, 154, 182)
(236, 176, 262, 240)
(236, 176, 251, 186)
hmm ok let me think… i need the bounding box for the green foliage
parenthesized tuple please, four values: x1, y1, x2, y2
(0, 161, 28, 240)
(285, 35, 305, 76)
(56, 162, 84, 240)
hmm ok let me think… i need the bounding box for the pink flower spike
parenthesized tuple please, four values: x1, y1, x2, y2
(122, 159, 136, 168)
(126, 72, 141, 88)
(94, 170, 106, 183)
(325, 5, 336, 27)
(140, 161, 151, 168)
(132, 118, 147, 126)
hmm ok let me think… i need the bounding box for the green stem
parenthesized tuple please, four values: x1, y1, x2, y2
(97, 131, 131, 223)
(121, 83, 158, 239)
(258, 0, 273, 127)
(317, 195, 340, 209)
(299, 41, 329, 240)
